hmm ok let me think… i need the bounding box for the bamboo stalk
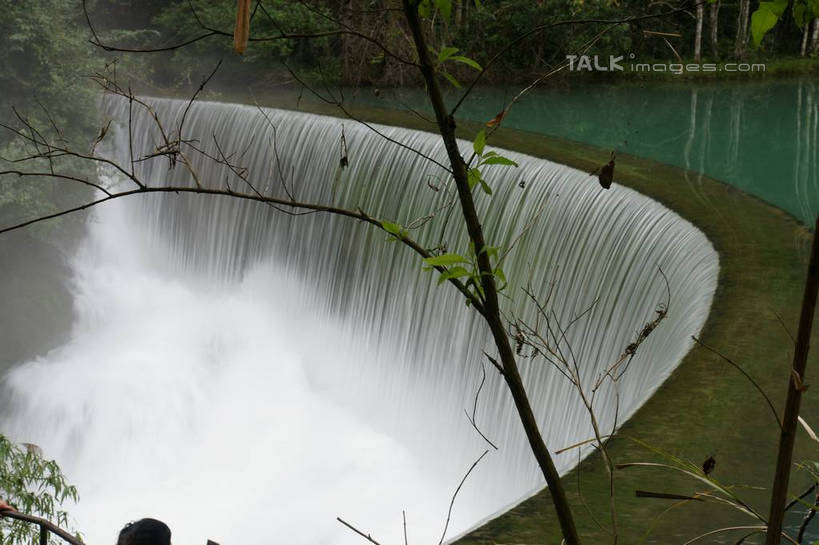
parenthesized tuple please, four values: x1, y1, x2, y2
(765, 216, 819, 544)
(233, 0, 251, 54)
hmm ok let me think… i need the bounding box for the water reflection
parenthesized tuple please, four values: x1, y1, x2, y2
(795, 80, 818, 224)
(355, 79, 818, 224)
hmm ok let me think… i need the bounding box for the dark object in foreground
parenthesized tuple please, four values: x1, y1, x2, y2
(702, 455, 716, 476)
(117, 518, 171, 545)
(0, 508, 83, 545)
(590, 151, 616, 189)
(635, 490, 703, 501)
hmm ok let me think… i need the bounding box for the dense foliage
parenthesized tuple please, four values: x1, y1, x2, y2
(63, 0, 818, 88)
(0, 0, 100, 234)
(0, 436, 79, 545)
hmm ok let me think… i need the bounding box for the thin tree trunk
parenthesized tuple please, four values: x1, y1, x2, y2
(803, 22, 810, 56)
(812, 18, 819, 55)
(694, 2, 704, 62)
(710, 0, 720, 60)
(401, 2, 581, 544)
(765, 216, 819, 545)
(735, 0, 750, 59)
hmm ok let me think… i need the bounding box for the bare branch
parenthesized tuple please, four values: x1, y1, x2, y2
(464, 363, 499, 450)
(283, 64, 453, 174)
(337, 517, 382, 545)
(0, 511, 83, 545)
(178, 61, 223, 143)
(692, 336, 782, 430)
(438, 449, 490, 545)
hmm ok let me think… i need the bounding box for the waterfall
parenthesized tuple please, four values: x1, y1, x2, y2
(2, 97, 719, 545)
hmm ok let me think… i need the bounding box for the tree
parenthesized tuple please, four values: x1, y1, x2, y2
(735, 0, 751, 58)
(709, 0, 720, 60)
(749, 0, 819, 50)
(694, 1, 704, 62)
(0, 436, 80, 545)
(765, 215, 819, 544)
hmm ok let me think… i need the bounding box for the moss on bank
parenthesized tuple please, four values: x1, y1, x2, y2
(156, 88, 817, 543)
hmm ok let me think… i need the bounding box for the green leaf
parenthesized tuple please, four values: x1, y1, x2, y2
(438, 266, 471, 284)
(480, 156, 518, 167)
(494, 267, 507, 291)
(479, 177, 492, 195)
(418, 0, 431, 17)
(423, 253, 469, 266)
(763, 0, 789, 17)
(450, 55, 482, 71)
(478, 245, 499, 258)
(437, 46, 459, 64)
(794, 1, 810, 27)
(433, 0, 452, 20)
(467, 167, 482, 190)
(473, 129, 486, 156)
(381, 220, 402, 236)
(750, 2, 787, 47)
(440, 70, 461, 88)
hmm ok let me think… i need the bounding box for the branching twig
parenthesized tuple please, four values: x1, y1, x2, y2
(337, 517, 382, 545)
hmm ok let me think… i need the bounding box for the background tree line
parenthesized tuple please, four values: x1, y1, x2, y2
(4, 0, 812, 99)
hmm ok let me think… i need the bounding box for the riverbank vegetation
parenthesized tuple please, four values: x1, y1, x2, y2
(86, 0, 818, 87)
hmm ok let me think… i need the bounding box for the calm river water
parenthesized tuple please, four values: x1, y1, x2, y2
(353, 78, 818, 225)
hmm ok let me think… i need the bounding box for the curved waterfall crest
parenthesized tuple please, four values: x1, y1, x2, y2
(3, 96, 719, 545)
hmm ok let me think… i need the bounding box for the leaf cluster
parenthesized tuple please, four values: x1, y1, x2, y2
(0, 436, 80, 545)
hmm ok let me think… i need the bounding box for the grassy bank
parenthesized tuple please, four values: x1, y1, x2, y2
(159, 87, 817, 543)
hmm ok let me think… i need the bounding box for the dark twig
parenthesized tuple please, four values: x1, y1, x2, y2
(692, 336, 782, 430)
(337, 517, 381, 545)
(178, 60, 223, 143)
(0, 171, 112, 196)
(0, 511, 82, 545)
(785, 482, 817, 512)
(438, 449, 490, 545)
(464, 363, 499, 450)
(770, 306, 797, 344)
(797, 489, 819, 542)
(482, 352, 505, 376)
(283, 64, 452, 174)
